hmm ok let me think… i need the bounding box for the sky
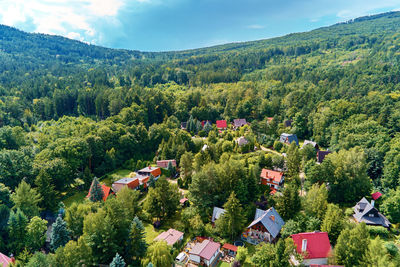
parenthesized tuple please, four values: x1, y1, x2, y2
(0, 0, 400, 52)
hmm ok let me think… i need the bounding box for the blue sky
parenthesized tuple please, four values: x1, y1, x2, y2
(0, 0, 399, 51)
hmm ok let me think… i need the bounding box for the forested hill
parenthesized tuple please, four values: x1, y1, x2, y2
(4, 10, 400, 266)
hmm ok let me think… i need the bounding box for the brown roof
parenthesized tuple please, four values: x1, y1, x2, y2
(260, 169, 284, 183)
(154, 228, 184, 246)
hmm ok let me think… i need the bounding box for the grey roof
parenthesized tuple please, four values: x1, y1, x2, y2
(317, 150, 332, 163)
(233, 119, 247, 127)
(279, 133, 299, 146)
(248, 207, 285, 238)
(212, 207, 226, 223)
(302, 140, 318, 148)
(113, 177, 136, 184)
(353, 197, 391, 228)
(236, 136, 249, 146)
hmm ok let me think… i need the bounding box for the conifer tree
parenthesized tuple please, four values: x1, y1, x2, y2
(216, 191, 246, 241)
(148, 174, 155, 188)
(203, 122, 212, 133)
(275, 183, 301, 220)
(35, 170, 57, 211)
(129, 216, 147, 264)
(7, 208, 28, 254)
(167, 161, 175, 177)
(89, 177, 104, 202)
(110, 253, 126, 267)
(50, 215, 71, 251)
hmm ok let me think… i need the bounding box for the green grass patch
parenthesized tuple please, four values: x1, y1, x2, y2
(217, 262, 230, 267)
(63, 191, 86, 208)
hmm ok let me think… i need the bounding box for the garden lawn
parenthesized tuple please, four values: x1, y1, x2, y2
(63, 191, 86, 208)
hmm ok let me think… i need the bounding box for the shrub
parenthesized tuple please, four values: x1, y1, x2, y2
(366, 225, 389, 238)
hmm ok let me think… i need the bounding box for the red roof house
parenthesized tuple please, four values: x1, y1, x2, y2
(156, 160, 177, 169)
(260, 169, 284, 189)
(291, 232, 331, 266)
(0, 253, 12, 267)
(86, 184, 113, 201)
(112, 177, 140, 193)
(222, 243, 238, 256)
(372, 192, 382, 200)
(216, 120, 227, 130)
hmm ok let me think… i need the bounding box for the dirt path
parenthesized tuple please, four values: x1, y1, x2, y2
(260, 145, 282, 156)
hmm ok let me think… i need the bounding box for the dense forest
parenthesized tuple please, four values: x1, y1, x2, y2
(2, 11, 400, 267)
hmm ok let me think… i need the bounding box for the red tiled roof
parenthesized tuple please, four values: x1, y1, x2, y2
(222, 243, 238, 252)
(0, 252, 12, 267)
(260, 169, 284, 183)
(372, 192, 382, 200)
(86, 184, 112, 201)
(291, 232, 331, 259)
(216, 120, 227, 129)
(270, 188, 277, 195)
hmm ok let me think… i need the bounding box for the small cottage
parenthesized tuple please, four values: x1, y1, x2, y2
(317, 150, 331, 164)
(242, 207, 285, 245)
(154, 228, 184, 246)
(291, 232, 331, 266)
(0, 252, 12, 267)
(156, 160, 177, 169)
(302, 140, 319, 150)
(216, 120, 228, 130)
(233, 118, 247, 129)
(279, 133, 299, 146)
(260, 169, 284, 190)
(353, 197, 390, 228)
(189, 240, 221, 267)
(112, 178, 139, 193)
(211, 207, 226, 223)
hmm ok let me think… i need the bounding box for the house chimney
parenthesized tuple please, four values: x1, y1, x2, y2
(270, 215, 275, 222)
(301, 239, 307, 252)
(149, 166, 151, 170)
(371, 199, 375, 207)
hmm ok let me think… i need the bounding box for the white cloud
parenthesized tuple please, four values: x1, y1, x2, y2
(247, 24, 265, 29)
(0, 0, 126, 43)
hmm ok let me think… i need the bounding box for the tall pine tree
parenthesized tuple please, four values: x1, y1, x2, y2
(129, 216, 147, 264)
(35, 170, 57, 211)
(216, 192, 246, 241)
(50, 215, 71, 251)
(7, 208, 28, 254)
(89, 177, 104, 202)
(110, 253, 126, 267)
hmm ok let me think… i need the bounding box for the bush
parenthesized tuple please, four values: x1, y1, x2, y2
(366, 225, 389, 238)
(345, 208, 354, 217)
(273, 140, 283, 152)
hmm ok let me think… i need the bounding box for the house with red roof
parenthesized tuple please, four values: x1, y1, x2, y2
(260, 169, 284, 190)
(291, 232, 331, 266)
(222, 243, 238, 257)
(86, 184, 113, 201)
(216, 120, 227, 130)
(154, 228, 184, 246)
(189, 239, 221, 266)
(112, 177, 140, 193)
(0, 252, 12, 267)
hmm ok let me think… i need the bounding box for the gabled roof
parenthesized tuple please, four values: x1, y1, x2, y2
(291, 232, 331, 259)
(212, 207, 226, 223)
(236, 136, 249, 146)
(372, 192, 382, 200)
(279, 133, 299, 145)
(154, 228, 184, 246)
(216, 120, 227, 129)
(302, 140, 318, 149)
(260, 169, 284, 183)
(233, 119, 247, 127)
(353, 197, 391, 227)
(190, 240, 220, 260)
(201, 120, 212, 127)
(0, 253, 11, 267)
(86, 184, 112, 201)
(247, 207, 285, 238)
(317, 150, 331, 163)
